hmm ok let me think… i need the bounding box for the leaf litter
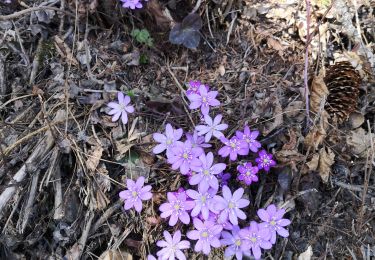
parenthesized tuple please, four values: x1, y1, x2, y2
(0, 0, 374, 259)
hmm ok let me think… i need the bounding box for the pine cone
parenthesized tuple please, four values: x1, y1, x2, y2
(324, 61, 361, 124)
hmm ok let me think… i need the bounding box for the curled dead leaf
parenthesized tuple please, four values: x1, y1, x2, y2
(318, 147, 335, 183)
(310, 71, 329, 114)
(86, 146, 104, 172)
(346, 128, 374, 156)
(304, 111, 329, 150)
(99, 249, 133, 260)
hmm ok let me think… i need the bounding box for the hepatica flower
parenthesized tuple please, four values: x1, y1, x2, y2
(156, 230, 190, 260)
(236, 125, 261, 153)
(186, 80, 209, 95)
(221, 226, 249, 260)
(195, 114, 228, 142)
(168, 140, 202, 175)
(159, 191, 195, 226)
(237, 162, 259, 185)
(119, 176, 152, 213)
(257, 204, 291, 244)
(153, 123, 183, 156)
(186, 131, 211, 155)
(120, 0, 143, 9)
(187, 218, 223, 255)
(255, 150, 276, 172)
(188, 85, 220, 115)
(213, 186, 250, 225)
(218, 136, 248, 161)
(107, 92, 134, 125)
(186, 185, 217, 220)
(189, 152, 226, 190)
(239, 221, 272, 259)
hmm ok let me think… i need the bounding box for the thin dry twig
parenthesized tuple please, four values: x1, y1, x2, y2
(0, 6, 75, 21)
(304, 0, 311, 126)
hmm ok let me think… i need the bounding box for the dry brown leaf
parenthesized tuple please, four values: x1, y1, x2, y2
(261, 95, 283, 136)
(282, 128, 298, 150)
(53, 36, 79, 66)
(284, 100, 304, 118)
(310, 71, 329, 114)
(86, 146, 104, 172)
(318, 147, 335, 182)
(275, 149, 305, 163)
(304, 111, 329, 150)
(305, 153, 319, 172)
(99, 249, 133, 260)
(346, 128, 374, 156)
(267, 37, 285, 56)
(298, 245, 313, 260)
(95, 189, 110, 210)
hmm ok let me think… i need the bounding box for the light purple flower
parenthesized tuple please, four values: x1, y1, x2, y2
(239, 221, 272, 259)
(257, 204, 291, 244)
(195, 114, 228, 142)
(237, 162, 259, 185)
(159, 191, 195, 226)
(186, 131, 211, 155)
(156, 230, 190, 260)
(236, 125, 261, 153)
(107, 92, 135, 124)
(186, 80, 209, 95)
(206, 211, 233, 231)
(213, 186, 250, 225)
(187, 218, 223, 255)
(187, 85, 220, 115)
(120, 0, 143, 9)
(221, 226, 250, 260)
(119, 176, 152, 213)
(255, 150, 276, 172)
(152, 123, 183, 156)
(186, 186, 217, 220)
(147, 255, 156, 260)
(218, 136, 249, 161)
(167, 140, 202, 175)
(218, 172, 231, 187)
(189, 152, 227, 190)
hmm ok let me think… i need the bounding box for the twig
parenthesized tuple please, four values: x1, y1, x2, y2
(191, 0, 202, 14)
(304, 0, 311, 127)
(89, 201, 122, 235)
(0, 6, 75, 21)
(29, 38, 43, 85)
(0, 54, 6, 101)
(0, 110, 66, 215)
(0, 94, 35, 111)
(20, 169, 40, 233)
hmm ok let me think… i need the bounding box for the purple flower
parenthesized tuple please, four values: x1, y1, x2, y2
(186, 80, 209, 95)
(187, 85, 220, 115)
(147, 255, 156, 260)
(255, 150, 276, 172)
(236, 125, 261, 153)
(152, 123, 183, 156)
(159, 191, 195, 226)
(156, 230, 190, 260)
(257, 204, 291, 244)
(168, 140, 202, 175)
(207, 211, 233, 231)
(186, 131, 211, 155)
(239, 221, 272, 259)
(107, 92, 135, 124)
(189, 152, 227, 190)
(213, 186, 250, 225)
(218, 136, 248, 161)
(218, 172, 231, 187)
(195, 114, 228, 142)
(237, 162, 259, 185)
(187, 218, 223, 255)
(221, 226, 250, 260)
(120, 0, 143, 9)
(119, 176, 152, 213)
(186, 186, 217, 220)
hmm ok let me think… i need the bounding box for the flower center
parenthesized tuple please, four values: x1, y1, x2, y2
(270, 220, 276, 226)
(119, 104, 126, 110)
(200, 195, 207, 203)
(203, 169, 210, 175)
(246, 171, 251, 176)
(174, 204, 181, 210)
(230, 142, 236, 148)
(235, 239, 241, 246)
(250, 237, 257, 243)
(132, 191, 138, 197)
(182, 153, 189, 159)
(228, 202, 235, 209)
(201, 231, 208, 238)
(202, 96, 207, 103)
(166, 139, 172, 145)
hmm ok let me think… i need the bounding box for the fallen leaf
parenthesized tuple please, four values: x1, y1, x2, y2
(318, 147, 335, 183)
(86, 146, 104, 172)
(284, 100, 304, 118)
(218, 64, 225, 76)
(310, 71, 329, 114)
(261, 95, 283, 136)
(348, 112, 365, 129)
(304, 111, 329, 150)
(99, 249, 133, 260)
(298, 245, 313, 260)
(267, 37, 285, 56)
(346, 128, 374, 156)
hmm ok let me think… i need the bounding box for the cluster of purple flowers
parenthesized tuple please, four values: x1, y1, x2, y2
(120, 0, 147, 9)
(115, 80, 286, 259)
